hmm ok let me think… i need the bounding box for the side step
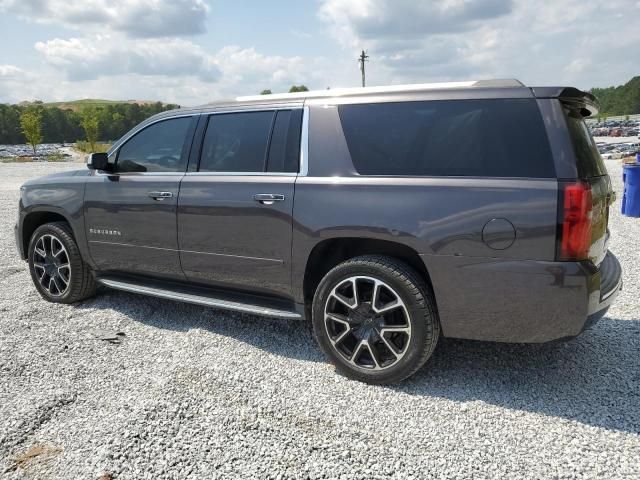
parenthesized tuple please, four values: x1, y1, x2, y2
(97, 278, 303, 320)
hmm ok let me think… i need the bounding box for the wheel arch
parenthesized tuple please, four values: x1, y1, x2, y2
(21, 210, 74, 259)
(302, 237, 435, 308)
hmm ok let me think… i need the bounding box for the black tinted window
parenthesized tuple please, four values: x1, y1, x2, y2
(564, 110, 607, 178)
(116, 117, 192, 173)
(338, 99, 554, 177)
(199, 111, 274, 172)
(266, 109, 302, 173)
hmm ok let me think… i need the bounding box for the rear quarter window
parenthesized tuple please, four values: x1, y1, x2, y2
(338, 99, 555, 178)
(563, 110, 607, 178)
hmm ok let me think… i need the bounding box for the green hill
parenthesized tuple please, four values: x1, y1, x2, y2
(18, 99, 165, 112)
(590, 76, 640, 116)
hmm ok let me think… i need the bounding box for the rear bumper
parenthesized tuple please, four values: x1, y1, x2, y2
(580, 251, 622, 333)
(421, 251, 622, 343)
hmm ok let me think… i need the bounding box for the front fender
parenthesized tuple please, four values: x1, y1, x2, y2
(18, 178, 92, 267)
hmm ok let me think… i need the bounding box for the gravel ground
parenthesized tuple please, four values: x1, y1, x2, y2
(0, 161, 638, 479)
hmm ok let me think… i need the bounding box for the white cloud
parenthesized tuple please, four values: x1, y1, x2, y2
(213, 46, 307, 87)
(0, 38, 333, 106)
(0, 65, 42, 102)
(0, 65, 25, 78)
(35, 35, 220, 82)
(319, 0, 512, 46)
(318, 0, 640, 89)
(31, 33, 325, 97)
(0, 0, 209, 37)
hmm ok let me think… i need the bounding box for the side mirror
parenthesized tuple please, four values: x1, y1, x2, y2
(87, 152, 111, 171)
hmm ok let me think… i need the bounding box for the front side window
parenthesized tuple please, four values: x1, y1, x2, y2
(116, 117, 192, 173)
(199, 111, 274, 172)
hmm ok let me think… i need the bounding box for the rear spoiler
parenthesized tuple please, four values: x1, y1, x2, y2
(531, 86, 599, 117)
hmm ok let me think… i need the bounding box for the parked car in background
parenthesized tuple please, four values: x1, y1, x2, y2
(15, 80, 622, 384)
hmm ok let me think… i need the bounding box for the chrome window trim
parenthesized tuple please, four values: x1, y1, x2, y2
(94, 171, 186, 177)
(200, 104, 303, 115)
(299, 105, 309, 176)
(101, 104, 309, 178)
(184, 172, 296, 177)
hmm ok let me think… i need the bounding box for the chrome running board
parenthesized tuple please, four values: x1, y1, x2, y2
(97, 278, 302, 320)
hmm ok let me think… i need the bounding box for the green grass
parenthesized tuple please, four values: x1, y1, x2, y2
(74, 141, 111, 153)
(1, 153, 75, 163)
(45, 153, 69, 162)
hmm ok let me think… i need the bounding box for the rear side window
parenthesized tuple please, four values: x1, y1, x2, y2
(199, 111, 274, 172)
(198, 109, 302, 173)
(338, 99, 555, 177)
(266, 109, 302, 173)
(564, 109, 607, 178)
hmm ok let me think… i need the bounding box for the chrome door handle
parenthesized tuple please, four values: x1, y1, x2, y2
(253, 193, 285, 205)
(148, 191, 173, 200)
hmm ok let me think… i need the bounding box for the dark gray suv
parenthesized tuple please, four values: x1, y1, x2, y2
(15, 79, 622, 384)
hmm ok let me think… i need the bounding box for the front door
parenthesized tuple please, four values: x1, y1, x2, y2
(84, 115, 197, 280)
(178, 108, 302, 298)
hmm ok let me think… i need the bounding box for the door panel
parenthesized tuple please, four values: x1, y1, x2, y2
(84, 115, 196, 279)
(178, 175, 295, 297)
(84, 174, 185, 279)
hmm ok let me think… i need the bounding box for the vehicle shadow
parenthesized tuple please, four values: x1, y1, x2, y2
(399, 319, 640, 435)
(82, 290, 640, 435)
(83, 289, 324, 363)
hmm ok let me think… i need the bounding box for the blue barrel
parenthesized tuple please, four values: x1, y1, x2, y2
(622, 164, 640, 217)
(637, 152, 640, 164)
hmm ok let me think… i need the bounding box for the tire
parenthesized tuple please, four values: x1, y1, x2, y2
(312, 255, 440, 384)
(28, 222, 96, 303)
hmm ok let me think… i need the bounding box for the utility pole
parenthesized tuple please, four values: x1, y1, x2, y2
(358, 50, 369, 87)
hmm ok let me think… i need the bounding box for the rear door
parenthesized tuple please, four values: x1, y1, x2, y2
(177, 108, 302, 298)
(84, 115, 197, 279)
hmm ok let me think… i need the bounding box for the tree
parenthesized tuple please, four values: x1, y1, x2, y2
(81, 107, 100, 151)
(0, 101, 183, 145)
(590, 76, 640, 116)
(289, 85, 309, 93)
(20, 108, 42, 156)
(260, 89, 272, 95)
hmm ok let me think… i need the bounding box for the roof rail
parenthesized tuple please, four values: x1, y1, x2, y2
(236, 79, 524, 102)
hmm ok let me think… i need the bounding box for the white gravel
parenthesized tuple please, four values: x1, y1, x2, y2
(0, 161, 638, 479)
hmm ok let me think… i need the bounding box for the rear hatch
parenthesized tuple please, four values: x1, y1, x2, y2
(558, 104, 613, 267)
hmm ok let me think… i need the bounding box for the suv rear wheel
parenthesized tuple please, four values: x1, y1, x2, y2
(28, 222, 96, 303)
(312, 255, 440, 384)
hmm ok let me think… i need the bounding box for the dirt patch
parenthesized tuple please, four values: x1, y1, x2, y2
(4, 444, 63, 473)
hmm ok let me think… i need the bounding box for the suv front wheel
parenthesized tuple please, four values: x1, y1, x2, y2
(312, 255, 440, 384)
(28, 222, 96, 303)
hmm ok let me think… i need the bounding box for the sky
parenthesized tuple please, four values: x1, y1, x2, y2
(0, 0, 638, 106)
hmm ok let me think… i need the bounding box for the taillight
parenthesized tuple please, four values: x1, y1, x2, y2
(557, 181, 592, 261)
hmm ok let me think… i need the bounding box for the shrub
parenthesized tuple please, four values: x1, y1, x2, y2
(75, 141, 111, 153)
